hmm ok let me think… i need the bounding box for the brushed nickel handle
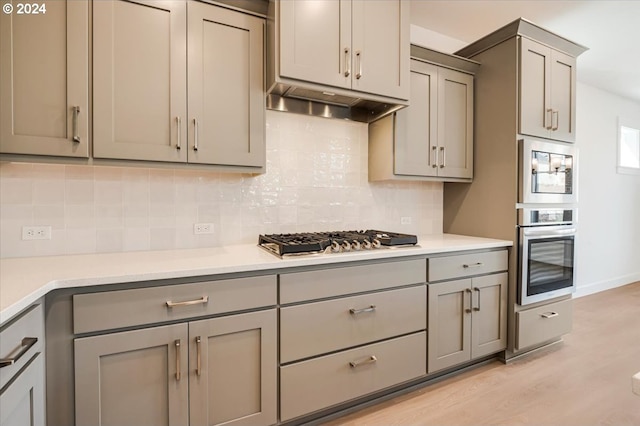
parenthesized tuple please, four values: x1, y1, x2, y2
(355, 51, 362, 79)
(195, 336, 202, 376)
(432, 146, 438, 168)
(0, 337, 38, 368)
(344, 47, 351, 77)
(440, 146, 446, 168)
(465, 288, 472, 313)
(541, 311, 559, 319)
(349, 355, 377, 368)
(72, 106, 80, 143)
(176, 117, 182, 150)
(463, 262, 483, 268)
(166, 295, 209, 308)
(473, 287, 481, 311)
(546, 108, 553, 130)
(349, 305, 376, 315)
(552, 110, 559, 131)
(193, 118, 199, 151)
(174, 339, 181, 381)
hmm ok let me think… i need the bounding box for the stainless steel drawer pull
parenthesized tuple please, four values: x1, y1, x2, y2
(344, 47, 351, 77)
(463, 262, 483, 268)
(432, 146, 438, 168)
(465, 288, 472, 313)
(552, 110, 559, 131)
(166, 296, 209, 308)
(440, 146, 446, 168)
(195, 336, 202, 376)
(349, 355, 377, 369)
(193, 118, 199, 151)
(349, 305, 376, 315)
(473, 287, 481, 311)
(546, 108, 553, 130)
(176, 117, 182, 149)
(174, 339, 181, 381)
(541, 311, 559, 319)
(72, 106, 81, 143)
(355, 51, 362, 79)
(0, 337, 38, 368)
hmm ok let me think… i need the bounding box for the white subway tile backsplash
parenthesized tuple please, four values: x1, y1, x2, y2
(0, 111, 443, 258)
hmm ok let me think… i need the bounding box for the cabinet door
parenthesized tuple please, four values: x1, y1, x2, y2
(550, 50, 576, 143)
(470, 273, 508, 359)
(189, 310, 276, 426)
(0, 0, 88, 157)
(394, 61, 438, 177)
(188, 2, 265, 167)
(75, 324, 189, 426)
(519, 37, 551, 140)
(279, 0, 351, 90)
(351, 0, 409, 100)
(0, 354, 45, 426)
(438, 68, 473, 179)
(93, 0, 187, 162)
(427, 279, 471, 373)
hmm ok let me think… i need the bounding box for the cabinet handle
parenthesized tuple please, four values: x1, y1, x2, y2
(432, 146, 438, 168)
(546, 108, 553, 130)
(72, 106, 80, 143)
(349, 355, 377, 368)
(166, 296, 209, 308)
(176, 117, 182, 150)
(552, 110, 559, 131)
(344, 47, 351, 77)
(540, 311, 559, 319)
(174, 339, 181, 381)
(195, 336, 202, 376)
(463, 262, 483, 268)
(440, 147, 446, 168)
(193, 118, 199, 151)
(0, 337, 38, 368)
(355, 51, 362, 79)
(465, 288, 472, 313)
(473, 287, 481, 311)
(349, 305, 376, 315)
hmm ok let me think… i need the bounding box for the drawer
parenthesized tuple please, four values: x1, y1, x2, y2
(281, 285, 426, 363)
(0, 304, 44, 390)
(280, 259, 426, 304)
(516, 298, 573, 350)
(428, 250, 507, 282)
(73, 275, 276, 334)
(280, 332, 426, 421)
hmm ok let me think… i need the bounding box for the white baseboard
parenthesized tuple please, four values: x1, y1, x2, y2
(574, 272, 640, 298)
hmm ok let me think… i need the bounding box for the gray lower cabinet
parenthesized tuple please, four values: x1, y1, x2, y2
(74, 310, 277, 426)
(0, 354, 45, 426)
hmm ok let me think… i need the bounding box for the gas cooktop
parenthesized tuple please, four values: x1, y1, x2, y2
(258, 230, 418, 258)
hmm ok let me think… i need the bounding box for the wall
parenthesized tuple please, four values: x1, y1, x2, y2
(0, 111, 443, 258)
(574, 83, 640, 296)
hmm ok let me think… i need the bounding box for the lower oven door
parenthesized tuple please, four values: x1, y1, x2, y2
(519, 225, 576, 305)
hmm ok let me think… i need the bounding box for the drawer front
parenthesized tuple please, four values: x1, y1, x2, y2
(281, 285, 426, 363)
(280, 259, 426, 304)
(280, 332, 426, 421)
(429, 250, 507, 282)
(73, 275, 276, 334)
(516, 298, 573, 350)
(0, 304, 44, 390)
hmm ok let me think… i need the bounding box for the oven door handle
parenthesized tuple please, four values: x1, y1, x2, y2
(522, 227, 576, 237)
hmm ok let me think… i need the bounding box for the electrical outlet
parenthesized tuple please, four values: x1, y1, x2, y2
(22, 226, 52, 240)
(194, 223, 214, 235)
(401, 217, 412, 225)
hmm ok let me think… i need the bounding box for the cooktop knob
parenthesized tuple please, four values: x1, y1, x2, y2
(362, 239, 372, 250)
(341, 241, 351, 251)
(372, 239, 382, 249)
(351, 240, 361, 251)
(331, 241, 341, 252)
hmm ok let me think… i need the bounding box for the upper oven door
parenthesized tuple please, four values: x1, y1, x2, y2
(519, 139, 577, 204)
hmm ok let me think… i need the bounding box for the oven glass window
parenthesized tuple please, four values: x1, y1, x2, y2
(527, 236, 574, 296)
(531, 151, 573, 195)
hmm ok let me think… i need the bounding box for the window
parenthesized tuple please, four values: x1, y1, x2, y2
(618, 117, 640, 175)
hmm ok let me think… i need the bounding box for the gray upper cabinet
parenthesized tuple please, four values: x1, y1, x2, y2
(276, 0, 409, 101)
(369, 54, 475, 182)
(0, 0, 89, 158)
(519, 37, 577, 143)
(93, 0, 265, 169)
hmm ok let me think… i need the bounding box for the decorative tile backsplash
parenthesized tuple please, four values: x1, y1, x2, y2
(0, 111, 443, 258)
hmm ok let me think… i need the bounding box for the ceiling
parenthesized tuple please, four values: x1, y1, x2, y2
(409, 0, 640, 103)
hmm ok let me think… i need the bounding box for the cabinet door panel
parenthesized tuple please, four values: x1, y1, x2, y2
(471, 273, 507, 359)
(189, 310, 276, 426)
(550, 50, 576, 143)
(279, 0, 351, 90)
(0, 0, 88, 157)
(351, 0, 409, 100)
(93, 0, 187, 162)
(188, 2, 264, 167)
(0, 354, 45, 426)
(428, 279, 471, 373)
(438, 68, 473, 178)
(394, 62, 437, 176)
(519, 37, 551, 139)
(74, 324, 189, 426)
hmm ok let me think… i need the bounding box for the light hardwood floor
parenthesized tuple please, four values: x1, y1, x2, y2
(324, 282, 640, 426)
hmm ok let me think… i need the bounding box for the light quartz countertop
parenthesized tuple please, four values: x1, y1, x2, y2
(0, 233, 511, 325)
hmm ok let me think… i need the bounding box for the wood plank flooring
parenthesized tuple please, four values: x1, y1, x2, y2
(324, 282, 640, 426)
